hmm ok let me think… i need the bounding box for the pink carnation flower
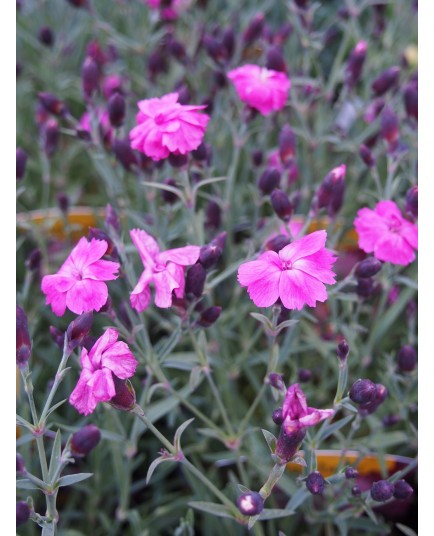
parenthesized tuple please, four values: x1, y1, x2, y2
(238, 230, 337, 310)
(130, 229, 200, 312)
(41, 237, 120, 317)
(227, 64, 291, 116)
(354, 200, 418, 266)
(282, 384, 334, 434)
(129, 92, 210, 161)
(69, 328, 137, 415)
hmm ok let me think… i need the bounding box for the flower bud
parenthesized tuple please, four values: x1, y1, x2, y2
(397, 345, 417, 372)
(358, 383, 388, 416)
(314, 164, 346, 216)
(345, 41, 367, 88)
(148, 49, 169, 80)
(294, 0, 309, 8)
(371, 66, 400, 96)
(16, 148, 28, 180)
(337, 339, 349, 362)
(268, 372, 286, 392)
(271, 189, 293, 222)
(356, 277, 374, 298)
(205, 200, 221, 230)
(105, 203, 120, 234)
(49, 325, 65, 349)
(42, 118, 60, 157)
(275, 427, 306, 464)
(370, 480, 394, 502)
(199, 244, 222, 269)
(380, 106, 399, 146)
(66, 0, 88, 7)
(107, 93, 125, 128)
(405, 185, 418, 220)
(393, 480, 414, 500)
(345, 467, 359, 479)
(355, 257, 382, 279)
(38, 26, 55, 47)
(71, 424, 101, 456)
(56, 193, 69, 216)
(266, 46, 287, 73)
(306, 471, 326, 495)
(16, 453, 26, 474)
(222, 27, 235, 60)
(197, 306, 222, 328)
(298, 368, 312, 383)
(258, 168, 281, 195)
(16, 501, 30, 527)
(251, 149, 263, 167)
(236, 492, 264, 516)
(383, 414, 400, 427)
(66, 312, 93, 352)
(403, 83, 418, 122)
(359, 144, 375, 168)
(109, 376, 136, 411)
(186, 263, 207, 298)
(168, 39, 187, 62)
(278, 124, 296, 163)
(203, 35, 224, 64)
(351, 485, 361, 496)
(112, 139, 138, 171)
(265, 234, 291, 253)
(16, 306, 32, 368)
(81, 57, 100, 99)
(168, 153, 188, 168)
(243, 12, 265, 45)
(349, 379, 377, 405)
(272, 407, 284, 425)
(160, 178, 178, 205)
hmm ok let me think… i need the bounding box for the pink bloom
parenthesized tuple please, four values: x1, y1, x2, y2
(129, 92, 210, 161)
(354, 200, 418, 266)
(79, 108, 113, 145)
(69, 328, 137, 415)
(41, 237, 119, 317)
(238, 230, 337, 310)
(282, 384, 334, 434)
(130, 229, 200, 312)
(227, 64, 291, 116)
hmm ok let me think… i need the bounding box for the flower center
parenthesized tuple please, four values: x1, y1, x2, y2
(154, 263, 166, 272)
(388, 215, 402, 233)
(154, 113, 166, 125)
(282, 260, 293, 270)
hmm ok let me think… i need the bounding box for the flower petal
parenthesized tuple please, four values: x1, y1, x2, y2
(292, 248, 337, 285)
(69, 375, 98, 416)
(166, 262, 185, 298)
(88, 328, 119, 367)
(130, 229, 159, 267)
(83, 259, 119, 281)
(279, 230, 327, 263)
(279, 268, 328, 310)
(69, 237, 108, 271)
(282, 384, 308, 420)
(374, 232, 416, 266)
(153, 269, 179, 308)
(157, 245, 200, 266)
(101, 342, 138, 379)
(65, 280, 108, 315)
(354, 207, 388, 253)
(242, 266, 281, 307)
(299, 408, 334, 428)
(130, 269, 153, 313)
(237, 251, 281, 286)
(88, 368, 116, 401)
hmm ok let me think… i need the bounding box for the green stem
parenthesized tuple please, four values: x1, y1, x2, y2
(131, 405, 176, 454)
(258, 463, 286, 500)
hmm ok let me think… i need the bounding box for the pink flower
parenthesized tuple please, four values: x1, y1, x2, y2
(354, 200, 418, 266)
(238, 231, 336, 310)
(238, 230, 337, 310)
(130, 229, 200, 312)
(282, 384, 334, 433)
(41, 237, 120, 317)
(227, 64, 291, 116)
(129, 92, 210, 161)
(69, 328, 137, 415)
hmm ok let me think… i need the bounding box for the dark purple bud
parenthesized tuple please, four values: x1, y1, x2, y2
(168, 153, 188, 168)
(16, 453, 26, 474)
(272, 407, 284, 425)
(222, 27, 235, 60)
(271, 189, 293, 222)
(148, 49, 168, 79)
(88, 227, 117, 258)
(337, 339, 350, 362)
(258, 168, 281, 195)
(211, 231, 226, 250)
(380, 106, 399, 145)
(294, 0, 309, 8)
(370, 480, 394, 502)
(107, 93, 125, 128)
(38, 26, 55, 47)
(192, 142, 208, 161)
(16, 502, 30, 527)
(359, 144, 375, 168)
(393, 480, 414, 500)
(237, 492, 264, 516)
(351, 485, 361, 496)
(57, 193, 69, 214)
(42, 118, 60, 157)
(112, 139, 138, 171)
(213, 69, 227, 88)
(345, 41, 367, 88)
(49, 326, 65, 349)
(197, 306, 222, 327)
(168, 39, 187, 62)
(364, 98, 385, 123)
(275, 427, 306, 463)
(397, 345, 417, 372)
(71, 424, 101, 456)
(66, 0, 88, 7)
(279, 124, 296, 163)
(268, 372, 285, 392)
(265, 234, 291, 253)
(105, 203, 120, 234)
(199, 244, 222, 269)
(81, 57, 100, 99)
(109, 376, 136, 412)
(356, 277, 374, 298)
(203, 35, 224, 63)
(349, 379, 377, 405)
(186, 263, 206, 298)
(275, 22, 292, 44)
(323, 25, 341, 47)
(16, 306, 32, 368)
(160, 178, 178, 205)
(66, 312, 93, 352)
(358, 383, 388, 416)
(176, 85, 190, 105)
(405, 185, 418, 219)
(297, 368, 312, 383)
(383, 414, 400, 427)
(355, 257, 382, 278)
(251, 149, 263, 167)
(345, 467, 359, 479)
(243, 12, 265, 45)
(205, 200, 221, 230)
(314, 164, 346, 216)
(306, 471, 326, 495)
(16, 148, 28, 180)
(372, 66, 400, 96)
(266, 46, 287, 73)
(403, 83, 418, 122)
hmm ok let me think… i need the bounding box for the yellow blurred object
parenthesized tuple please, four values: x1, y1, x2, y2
(404, 44, 418, 68)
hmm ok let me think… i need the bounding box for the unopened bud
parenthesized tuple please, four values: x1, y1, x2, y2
(42, 118, 60, 157)
(393, 480, 414, 500)
(271, 189, 293, 222)
(364, 98, 385, 123)
(16, 453, 26, 474)
(358, 383, 388, 416)
(66, 312, 93, 351)
(66, 0, 88, 7)
(191, 142, 208, 162)
(82, 57, 100, 99)
(168, 153, 188, 168)
(243, 12, 265, 45)
(272, 407, 284, 425)
(16, 306, 32, 368)
(112, 139, 138, 171)
(403, 83, 418, 122)
(203, 35, 224, 64)
(16, 148, 28, 180)
(71, 424, 101, 456)
(148, 49, 168, 80)
(197, 306, 222, 328)
(359, 144, 375, 168)
(199, 244, 222, 269)
(315, 164, 346, 216)
(168, 39, 187, 62)
(186, 263, 206, 298)
(349, 378, 377, 405)
(16, 502, 30, 527)
(371, 66, 400, 96)
(237, 492, 264, 516)
(294, 0, 309, 8)
(298, 368, 312, 383)
(38, 92, 69, 119)
(268, 372, 285, 392)
(345, 41, 367, 88)
(251, 149, 263, 167)
(109, 376, 136, 411)
(306, 471, 326, 495)
(205, 201, 221, 230)
(107, 93, 125, 128)
(370, 480, 394, 502)
(258, 168, 281, 195)
(49, 325, 65, 349)
(278, 124, 296, 163)
(266, 46, 287, 73)
(345, 467, 359, 479)
(405, 185, 418, 219)
(355, 257, 382, 279)
(38, 26, 55, 47)
(265, 234, 291, 253)
(397, 345, 417, 372)
(222, 27, 235, 60)
(352, 485, 361, 496)
(337, 339, 349, 362)
(57, 193, 69, 214)
(105, 203, 120, 234)
(380, 106, 399, 146)
(356, 277, 374, 298)
(275, 427, 306, 463)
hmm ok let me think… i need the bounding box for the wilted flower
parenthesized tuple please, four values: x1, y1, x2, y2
(129, 92, 210, 161)
(227, 64, 290, 116)
(281, 384, 334, 433)
(69, 328, 137, 415)
(238, 230, 337, 310)
(41, 237, 120, 316)
(354, 200, 418, 266)
(129, 229, 200, 312)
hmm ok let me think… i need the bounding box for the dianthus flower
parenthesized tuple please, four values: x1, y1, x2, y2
(130, 229, 200, 311)
(282, 384, 334, 433)
(354, 200, 418, 266)
(238, 230, 336, 310)
(41, 238, 119, 316)
(129, 92, 210, 161)
(227, 64, 290, 115)
(69, 328, 137, 415)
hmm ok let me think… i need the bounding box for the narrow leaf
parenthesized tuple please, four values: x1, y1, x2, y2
(56, 473, 93, 488)
(257, 508, 295, 520)
(146, 456, 171, 485)
(250, 313, 273, 331)
(48, 430, 63, 482)
(317, 415, 354, 441)
(188, 501, 235, 520)
(248, 514, 260, 529)
(237, 484, 251, 493)
(261, 429, 277, 453)
(174, 418, 195, 452)
(395, 523, 418, 536)
(286, 488, 310, 511)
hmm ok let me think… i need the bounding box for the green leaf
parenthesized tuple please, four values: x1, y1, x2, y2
(368, 431, 408, 449)
(261, 429, 277, 453)
(48, 430, 63, 482)
(250, 313, 273, 331)
(188, 502, 235, 520)
(274, 319, 299, 334)
(189, 366, 203, 391)
(395, 523, 418, 536)
(286, 488, 310, 511)
(16, 414, 34, 432)
(45, 399, 67, 419)
(146, 456, 172, 485)
(157, 329, 182, 362)
(257, 508, 295, 520)
(141, 181, 185, 204)
(16, 478, 44, 490)
(56, 473, 93, 488)
(248, 514, 260, 529)
(174, 418, 195, 452)
(317, 414, 354, 441)
(237, 484, 251, 493)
